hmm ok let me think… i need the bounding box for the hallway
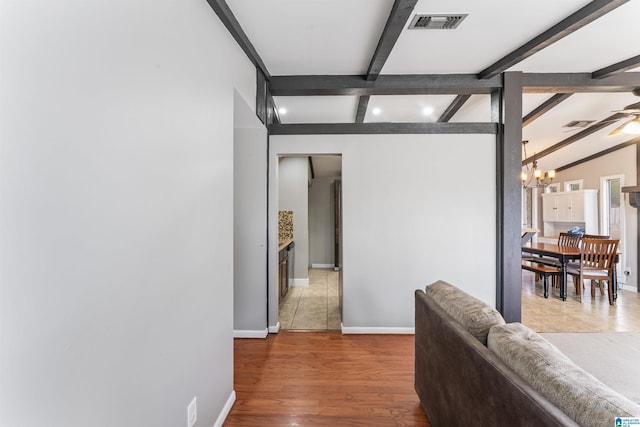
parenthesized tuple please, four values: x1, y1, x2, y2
(279, 268, 341, 331)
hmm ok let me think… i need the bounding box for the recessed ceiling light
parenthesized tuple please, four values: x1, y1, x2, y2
(372, 107, 381, 116)
(278, 107, 287, 115)
(422, 106, 434, 116)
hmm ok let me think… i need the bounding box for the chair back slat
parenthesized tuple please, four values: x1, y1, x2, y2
(558, 232, 582, 247)
(576, 238, 619, 305)
(580, 239, 619, 271)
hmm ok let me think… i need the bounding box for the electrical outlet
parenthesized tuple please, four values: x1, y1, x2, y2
(187, 397, 197, 427)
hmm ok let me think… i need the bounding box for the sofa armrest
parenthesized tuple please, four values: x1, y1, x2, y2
(415, 290, 579, 426)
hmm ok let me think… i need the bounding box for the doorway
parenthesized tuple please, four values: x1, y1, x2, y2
(600, 175, 625, 286)
(277, 155, 342, 330)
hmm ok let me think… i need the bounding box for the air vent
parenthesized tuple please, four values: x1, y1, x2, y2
(409, 14, 468, 30)
(563, 120, 595, 128)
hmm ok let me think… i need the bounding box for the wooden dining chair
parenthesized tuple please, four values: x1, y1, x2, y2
(569, 234, 611, 289)
(557, 232, 582, 247)
(541, 233, 582, 288)
(568, 238, 619, 305)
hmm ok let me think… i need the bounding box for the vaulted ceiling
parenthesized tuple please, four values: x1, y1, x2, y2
(217, 0, 640, 175)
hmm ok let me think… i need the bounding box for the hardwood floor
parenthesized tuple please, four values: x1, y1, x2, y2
(225, 332, 430, 426)
(226, 276, 640, 426)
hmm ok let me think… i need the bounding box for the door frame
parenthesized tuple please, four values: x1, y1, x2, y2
(600, 174, 626, 284)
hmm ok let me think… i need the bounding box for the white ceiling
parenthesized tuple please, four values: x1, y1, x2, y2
(227, 0, 640, 173)
(226, 0, 393, 75)
(275, 96, 359, 123)
(383, 0, 591, 74)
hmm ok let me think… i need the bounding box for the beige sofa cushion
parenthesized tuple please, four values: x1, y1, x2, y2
(425, 280, 505, 345)
(488, 322, 640, 427)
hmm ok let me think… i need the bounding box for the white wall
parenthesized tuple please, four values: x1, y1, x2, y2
(552, 145, 638, 291)
(0, 1, 256, 426)
(278, 157, 310, 284)
(233, 93, 268, 336)
(309, 176, 339, 267)
(268, 135, 496, 330)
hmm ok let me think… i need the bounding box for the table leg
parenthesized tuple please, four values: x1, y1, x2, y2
(560, 261, 567, 301)
(613, 266, 618, 301)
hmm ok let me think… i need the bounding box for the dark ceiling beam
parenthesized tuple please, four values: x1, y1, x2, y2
(355, 96, 370, 123)
(267, 94, 281, 125)
(308, 157, 315, 179)
(366, 0, 418, 81)
(269, 122, 497, 135)
(555, 136, 640, 172)
(438, 95, 471, 122)
(357, 0, 418, 124)
(205, 0, 271, 80)
(592, 54, 640, 79)
(478, 0, 630, 80)
(522, 113, 627, 165)
(270, 74, 502, 96)
(271, 72, 640, 97)
(522, 93, 573, 127)
(522, 72, 640, 93)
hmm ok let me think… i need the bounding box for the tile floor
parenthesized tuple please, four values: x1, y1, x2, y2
(522, 270, 640, 332)
(279, 268, 341, 331)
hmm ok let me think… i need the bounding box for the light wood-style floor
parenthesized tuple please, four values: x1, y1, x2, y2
(522, 271, 640, 332)
(225, 332, 430, 427)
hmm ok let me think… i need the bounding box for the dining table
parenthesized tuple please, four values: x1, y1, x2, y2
(522, 242, 578, 301)
(521, 242, 620, 302)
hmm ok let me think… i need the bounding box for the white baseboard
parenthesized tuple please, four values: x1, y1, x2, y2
(340, 325, 415, 335)
(233, 328, 268, 339)
(213, 390, 236, 427)
(268, 322, 280, 333)
(291, 278, 309, 287)
(311, 263, 334, 269)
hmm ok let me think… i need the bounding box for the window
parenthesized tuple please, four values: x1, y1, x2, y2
(564, 180, 583, 191)
(546, 183, 560, 193)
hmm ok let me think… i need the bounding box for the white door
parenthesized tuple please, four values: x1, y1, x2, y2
(542, 193, 558, 221)
(600, 175, 625, 284)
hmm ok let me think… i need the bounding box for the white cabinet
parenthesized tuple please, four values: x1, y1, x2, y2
(542, 194, 559, 221)
(541, 190, 598, 236)
(569, 191, 585, 222)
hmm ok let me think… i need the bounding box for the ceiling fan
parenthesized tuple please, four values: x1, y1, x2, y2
(609, 101, 640, 136)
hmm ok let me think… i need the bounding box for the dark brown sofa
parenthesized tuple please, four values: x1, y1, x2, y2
(414, 287, 579, 426)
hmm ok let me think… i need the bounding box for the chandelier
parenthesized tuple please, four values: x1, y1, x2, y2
(521, 140, 555, 189)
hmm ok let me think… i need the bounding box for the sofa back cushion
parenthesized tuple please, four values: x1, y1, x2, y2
(488, 322, 640, 427)
(425, 280, 505, 345)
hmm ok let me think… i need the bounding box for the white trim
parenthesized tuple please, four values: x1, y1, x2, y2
(268, 322, 280, 334)
(600, 174, 626, 283)
(291, 278, 309, 287)
(341, 325, 415, 335)
(233, 328, 268, 339)
(311, 263, 334, 269)
(212, 390, 236, 427)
